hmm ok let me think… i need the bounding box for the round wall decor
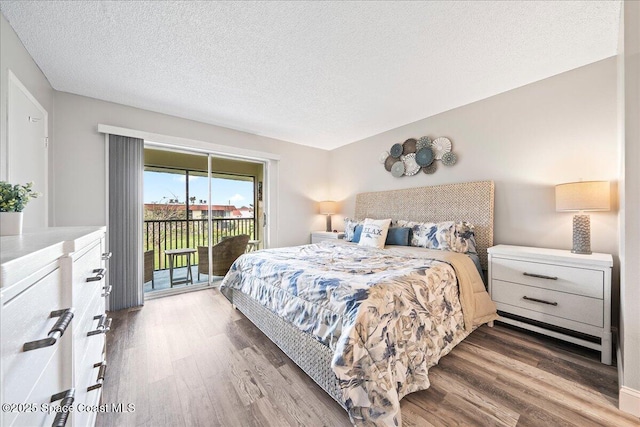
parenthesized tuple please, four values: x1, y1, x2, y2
(384, 156, 399, 171)
(402, 138, 417, 155)
(383, 135, 457, 177)
(441, 151, 458, 166)
(417, 136, 432, 150)
(422, 162, 437, 174)
(379, 151, 390, 164)
(390, 143, 403, 158)
(402, 153, 420, 176)
(415, 147, 434, 167)
(391, 161, 405, 177)
(431, 137, 452, 160)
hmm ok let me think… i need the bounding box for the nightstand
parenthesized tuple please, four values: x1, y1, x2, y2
(487, 244, 613, 364)
(311, 231, 345, 244)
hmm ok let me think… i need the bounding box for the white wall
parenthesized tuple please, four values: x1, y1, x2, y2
(329, 58, 618, 258)
(52, 92, 330, 247)
(0, 13, 54, 223)
(618, 0, 640, 416)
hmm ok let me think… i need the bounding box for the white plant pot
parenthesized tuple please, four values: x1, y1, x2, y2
(0, 211, 24, 236)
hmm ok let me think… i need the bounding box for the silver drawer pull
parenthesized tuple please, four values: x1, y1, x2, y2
(102, 285, 113, 297)
(86, 268, 106, 282)
(87, 314, 112, 336)
(101, 252, 112, 260)
(523, 272, 558, 280)
(523, 296, 558, 306)
(50, 388, 74, 427)
(88, 361, 107, 391)
(23, 308, 75, 352)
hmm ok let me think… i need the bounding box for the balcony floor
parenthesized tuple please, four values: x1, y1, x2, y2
(144, 266, 224, 293)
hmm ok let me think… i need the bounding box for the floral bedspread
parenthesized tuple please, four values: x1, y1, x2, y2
(220, 241, 471, 426)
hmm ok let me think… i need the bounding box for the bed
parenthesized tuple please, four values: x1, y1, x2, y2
(220, 180, 497, 426)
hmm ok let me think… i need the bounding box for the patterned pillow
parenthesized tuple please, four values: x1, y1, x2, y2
(396, 219, 477, 254)
(450, 221, 477, 254)
(343, 217, 362, 242)
(358, 218, 392, 249)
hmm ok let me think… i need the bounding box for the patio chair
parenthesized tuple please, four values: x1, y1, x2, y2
(198, 234, 250, 280)
(144, 249, 155, 289)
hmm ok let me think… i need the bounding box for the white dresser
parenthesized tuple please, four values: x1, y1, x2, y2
(310, 231, 345, 244)
(488, 244, 612, 364)
(1, 227, 110, 427)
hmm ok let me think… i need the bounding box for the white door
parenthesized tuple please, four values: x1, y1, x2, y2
(8, 71, 48, 228)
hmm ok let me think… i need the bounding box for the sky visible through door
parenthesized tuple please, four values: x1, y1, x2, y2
(144, 171, 253, 208)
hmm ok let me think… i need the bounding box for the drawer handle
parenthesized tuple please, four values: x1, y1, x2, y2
(102, 285, 113, 297)
(88, 361, 107, 391)
(523, 272, 558, 280)
(86, 268, 106, 282)
(523, 296, 558, 306)
(101, 252, 112, 260)
(23, 308, 75, 352)
(88, 314, 112, 336)
(50, 388, 75, 427)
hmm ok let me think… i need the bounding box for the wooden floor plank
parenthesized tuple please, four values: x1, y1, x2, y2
(96, 289, 639, 427)
(173, 355, 220, 427)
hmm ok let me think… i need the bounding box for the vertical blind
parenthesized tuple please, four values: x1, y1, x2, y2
(108, 134, 144, 310)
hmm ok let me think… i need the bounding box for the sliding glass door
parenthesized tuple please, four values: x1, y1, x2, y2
(142, 147, 263, 296)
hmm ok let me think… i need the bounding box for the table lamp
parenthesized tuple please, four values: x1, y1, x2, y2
(318, 201, 338, 232)
(555, 181, 610, 254)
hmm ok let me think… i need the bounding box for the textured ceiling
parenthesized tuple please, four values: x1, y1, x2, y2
(0, 1, 621, 150)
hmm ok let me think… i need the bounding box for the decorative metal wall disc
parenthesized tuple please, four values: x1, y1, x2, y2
(422, 162, 437, 174)
(390, 143, 403, 158)
(417, 136, 432, 150)
(441, 151, 458, 166)
(384, 156, 399, 171)
(431, 137, 452, 160)
(391, 161, 405, 177)
(402, 153, 420, 176)
(415, 147, 434, 167)
(402, 138, 417, 155)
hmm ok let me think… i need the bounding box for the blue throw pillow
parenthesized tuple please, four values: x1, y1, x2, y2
(385, 227, 411, 246)
(352, 225, 363, 243)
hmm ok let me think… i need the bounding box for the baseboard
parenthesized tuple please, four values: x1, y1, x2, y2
(615, 328, 623, 394)
(619, 386, 640, 418)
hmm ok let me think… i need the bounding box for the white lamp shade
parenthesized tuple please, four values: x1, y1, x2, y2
(555, 181, 610, 212)
(318, 201, 338, 215)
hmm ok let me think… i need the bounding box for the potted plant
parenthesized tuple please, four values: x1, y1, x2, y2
(0, 181, 40, 236)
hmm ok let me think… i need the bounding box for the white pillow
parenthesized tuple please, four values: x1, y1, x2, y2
(358, 218, 392, 249)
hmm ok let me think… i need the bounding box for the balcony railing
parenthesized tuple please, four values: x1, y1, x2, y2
(144, 218, 255, 270)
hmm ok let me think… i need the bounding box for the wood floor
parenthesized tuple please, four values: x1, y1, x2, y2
(97, 289, 639, 427)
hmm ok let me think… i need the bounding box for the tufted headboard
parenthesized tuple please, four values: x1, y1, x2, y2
(354, 180, 495, 269)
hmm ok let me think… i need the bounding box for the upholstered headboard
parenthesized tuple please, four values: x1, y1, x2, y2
(354, 180, 495, 269)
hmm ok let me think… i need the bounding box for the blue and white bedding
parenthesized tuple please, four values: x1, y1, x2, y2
(220, 241, 497, 426)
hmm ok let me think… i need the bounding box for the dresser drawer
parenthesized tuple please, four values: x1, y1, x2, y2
(4, 350, 66, 427)
(491, 257, 603, 299)
(72, 240, 105, 320)
(73, 294, 106, 372)
(492, 279, 603, 327)
(73, 331, 105, 427)
(1, 266, 69, 419)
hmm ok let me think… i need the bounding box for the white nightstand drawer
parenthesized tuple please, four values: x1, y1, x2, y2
(492, 279, 603, 327)
(311, 232, 345, 244)
(491, 257, 603, 299)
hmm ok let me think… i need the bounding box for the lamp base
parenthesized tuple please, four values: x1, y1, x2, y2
(571, 214, 592, 255)
(326, 215, 332, 233)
